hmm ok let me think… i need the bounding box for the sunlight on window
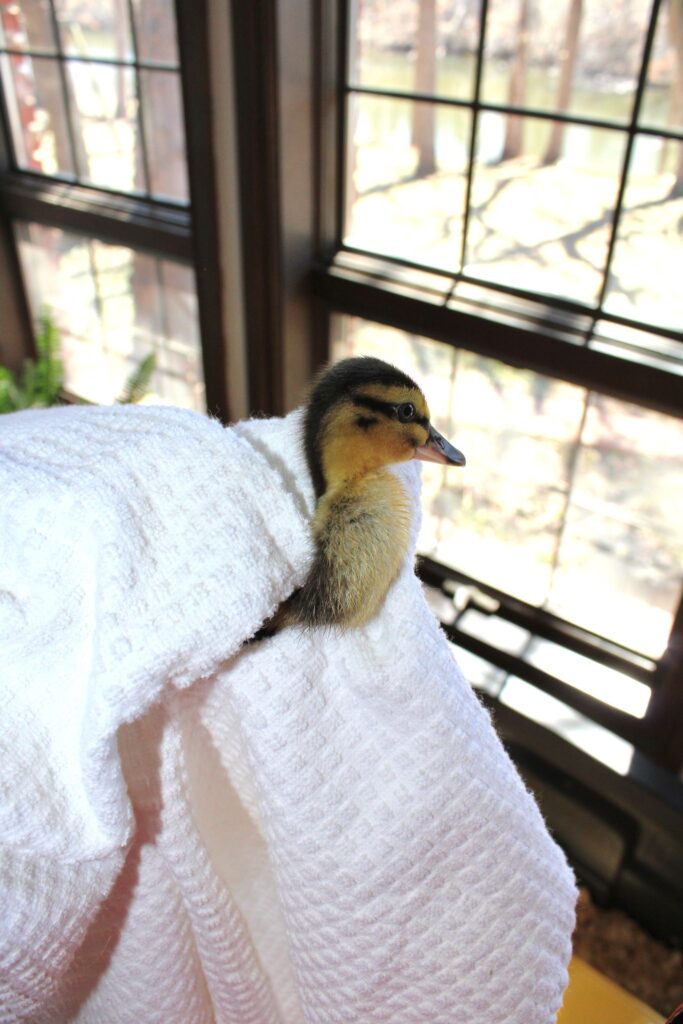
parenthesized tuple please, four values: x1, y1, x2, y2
(500, 677, 635, 775)
(345, 0, 683, 326)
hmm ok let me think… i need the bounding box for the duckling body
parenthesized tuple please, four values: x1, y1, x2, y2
(263, 356, 465, 634)
(286, 469, 412, 628)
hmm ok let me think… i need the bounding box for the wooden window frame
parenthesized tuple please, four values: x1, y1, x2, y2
(306, 0, 683, 774)
(0, 0, 229, 419)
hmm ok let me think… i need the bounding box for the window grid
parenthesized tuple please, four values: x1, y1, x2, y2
(328, 0, 683, 770)
(0, 0, 227, 417)
(0, 0, 185, 203)
(340, 0, 683, 348)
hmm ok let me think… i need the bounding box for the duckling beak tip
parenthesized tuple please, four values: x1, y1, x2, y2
(414, 426, 466, 467)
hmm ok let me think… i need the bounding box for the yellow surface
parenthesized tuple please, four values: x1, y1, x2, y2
(558, 957, 664, 1024)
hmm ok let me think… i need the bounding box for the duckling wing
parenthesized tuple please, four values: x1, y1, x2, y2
(289, 473, 412, 628)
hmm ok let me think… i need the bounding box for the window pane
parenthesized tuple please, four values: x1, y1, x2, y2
(641, 0, 683, 131)
(0, 52, 74, 174)
(132, 0, 179, 65)
(466, 117, 626, 304)
(331, 315, 683, 658)
(140, 69, 188, 201)
(481, 0, 650, 125)
(349, 0, 479, 102)
(345, 92, 470, 270)
(547, 394, 683, 659)
(54, 0, 132, 61)
(603, 135, 683, 333)
(14, 221, 205, 412)
(0, 0, 57, 52)
(66, 60, 142, 191)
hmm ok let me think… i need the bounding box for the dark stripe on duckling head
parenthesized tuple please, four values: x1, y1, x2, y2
(352, 394, 397, 417)
(353, 393, 429, 429)
(304, 357, 421, 498)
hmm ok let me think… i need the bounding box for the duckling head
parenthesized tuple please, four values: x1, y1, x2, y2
(304, 356, 466, 498)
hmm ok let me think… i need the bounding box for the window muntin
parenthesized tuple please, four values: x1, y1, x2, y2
(467, 118, 627, 304)
(0, 50, 74, 174)
(343, 0, 683, 353)
(603, 136, 683, 332)
(641, 0, 683, 131)
(0, 0, 208, 412)
(0, 0, 189, 201)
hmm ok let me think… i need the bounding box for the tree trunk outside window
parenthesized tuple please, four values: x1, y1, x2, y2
(543, 0, 583, 166)
(502, 0, 531, 161)
(412, 0, 437, 177)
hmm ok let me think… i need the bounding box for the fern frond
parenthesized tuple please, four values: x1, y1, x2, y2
(118, 353, 156, 405)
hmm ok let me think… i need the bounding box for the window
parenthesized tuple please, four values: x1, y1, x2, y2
(0, 0, 226, 415)
(311, 0, 683, 772)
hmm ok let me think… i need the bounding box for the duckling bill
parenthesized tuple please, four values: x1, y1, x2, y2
(262, 356, 465, 634)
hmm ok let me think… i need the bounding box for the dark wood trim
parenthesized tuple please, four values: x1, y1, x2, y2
(175, 0, 230, 420)
(276, 0, 317, 408)
(310, 290, 333, 372)
(0, 210, 34, 370)
(0, 173, 192, 259)
(0, 56, 36, 366)
(311, 264, 683, 419)
(419, 555, 656, 681)
(314, 0, 342, 259)
(444, 620, 652, 750)
(646, 596, 683, 773)
(230, 0, 285, 416)
(312, 0, 348, 261)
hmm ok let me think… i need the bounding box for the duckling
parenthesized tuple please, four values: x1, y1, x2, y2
(264, 356, 465, 633)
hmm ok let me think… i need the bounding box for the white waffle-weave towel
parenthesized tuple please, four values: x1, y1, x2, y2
(0, 403, 576, 1024)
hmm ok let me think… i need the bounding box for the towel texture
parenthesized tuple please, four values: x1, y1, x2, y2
(0, 404, 576, 1023)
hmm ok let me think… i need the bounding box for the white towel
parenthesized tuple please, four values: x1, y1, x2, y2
(0, 403, 576, 1024)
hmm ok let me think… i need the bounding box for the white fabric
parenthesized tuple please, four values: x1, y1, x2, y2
(0, 403, 576, 1024)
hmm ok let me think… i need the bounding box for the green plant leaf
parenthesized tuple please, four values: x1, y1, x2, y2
(117, 353, 156, 405)
(34, 309, 64, 406)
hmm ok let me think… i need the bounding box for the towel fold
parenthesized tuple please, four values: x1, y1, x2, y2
(0, 404, 576, 1023)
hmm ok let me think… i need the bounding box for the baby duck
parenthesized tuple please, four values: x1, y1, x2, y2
(266, 356, 465, 633)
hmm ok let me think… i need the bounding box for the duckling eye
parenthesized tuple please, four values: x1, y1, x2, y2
(397, 402, 416, 423)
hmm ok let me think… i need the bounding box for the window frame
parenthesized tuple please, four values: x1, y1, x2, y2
(0, 0, 229, 419)
(310, 0, 683, 773)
